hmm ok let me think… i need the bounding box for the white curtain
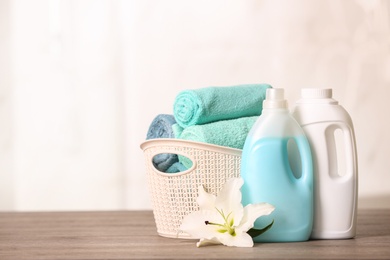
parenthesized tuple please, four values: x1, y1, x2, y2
(1, 0, 389, 211)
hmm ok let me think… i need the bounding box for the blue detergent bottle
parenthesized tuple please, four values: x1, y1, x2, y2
(241, 88, 314, 242)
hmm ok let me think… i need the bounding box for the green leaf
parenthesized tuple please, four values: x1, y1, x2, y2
(247, 220, 274, 238)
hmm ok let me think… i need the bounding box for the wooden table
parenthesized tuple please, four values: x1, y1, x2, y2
(1, 209, 389, 259)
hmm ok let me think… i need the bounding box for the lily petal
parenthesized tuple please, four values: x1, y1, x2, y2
(196, 185, 216, 210)
(180, 209, 221, 239)
(196, 237, 222, 247)
(238, 203, 275, 232)
(219, 232, 254, 247)
(215, 178, 244, 224)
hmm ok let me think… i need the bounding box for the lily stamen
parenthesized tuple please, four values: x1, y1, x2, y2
(204, 209, 237, 236)
(205, 221, 224, 227)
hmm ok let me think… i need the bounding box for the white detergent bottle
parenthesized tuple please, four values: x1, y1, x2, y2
(292, 88, 358, 239)
(241, 88, 314, 242)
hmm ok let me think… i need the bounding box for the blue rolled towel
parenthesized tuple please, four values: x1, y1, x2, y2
(173, 116, 258, 168)
(146, 114, 176, 139)
(173, 84, 271, 128)
(146, 114, 179, 172)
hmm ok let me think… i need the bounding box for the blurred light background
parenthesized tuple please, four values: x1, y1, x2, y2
(0, 0, 389, 211)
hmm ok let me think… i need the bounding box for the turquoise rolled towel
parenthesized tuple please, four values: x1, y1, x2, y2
(173, 84, 271, 128)
(166, 162, 188, 173)
(173, 116, 258, 168)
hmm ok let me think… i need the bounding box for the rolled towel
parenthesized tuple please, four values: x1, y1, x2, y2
(173, 84, 271, 128)
(146, 114, 179, 172)
(146, 114, 176, 139)
(166, 162, 188, 173)
(151, 153, 179, 173)
(173, 116, 258, 168)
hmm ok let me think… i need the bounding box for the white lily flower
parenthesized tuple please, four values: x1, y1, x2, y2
(179, 178, 275, 247)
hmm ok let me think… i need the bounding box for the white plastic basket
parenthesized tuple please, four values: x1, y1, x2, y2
(140, 138, 242, 238)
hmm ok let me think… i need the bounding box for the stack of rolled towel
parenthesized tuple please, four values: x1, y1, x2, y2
(146, 83, 272, 173)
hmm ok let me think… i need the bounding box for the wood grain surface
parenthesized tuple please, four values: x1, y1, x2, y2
(1, 209, 389, 259)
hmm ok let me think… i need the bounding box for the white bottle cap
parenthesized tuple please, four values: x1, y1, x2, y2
(301, 88, 332, 99)
(263, 88, 288, 109)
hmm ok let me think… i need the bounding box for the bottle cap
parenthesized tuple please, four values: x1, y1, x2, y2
(297, 88, 338, 105)
(301, 88, 332, 99)
(263, 88, 288, 109)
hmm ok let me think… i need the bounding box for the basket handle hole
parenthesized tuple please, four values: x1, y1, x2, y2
(152, 153, 193, 173)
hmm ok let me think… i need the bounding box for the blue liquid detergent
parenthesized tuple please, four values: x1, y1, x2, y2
(241, 135, 313, 242)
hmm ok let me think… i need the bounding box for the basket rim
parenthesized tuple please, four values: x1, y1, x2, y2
(140, 138, 242, 156)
